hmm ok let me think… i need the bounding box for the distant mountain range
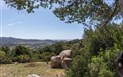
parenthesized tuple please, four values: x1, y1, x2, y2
(0, 37, 63, 49)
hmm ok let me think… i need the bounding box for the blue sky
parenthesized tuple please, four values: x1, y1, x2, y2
(0, 1, 84, 40)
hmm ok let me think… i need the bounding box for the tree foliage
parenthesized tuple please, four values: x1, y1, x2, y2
(0, 39, 79, 63)
(12, 45, 31, 57)
(16, 55, 31, 63)
(0, 51, 12, 64)
(88, 45, 120, 77)
(3, 0, 122, 26)
(83, 24, 123, 55)
(66, 24, 123, 77)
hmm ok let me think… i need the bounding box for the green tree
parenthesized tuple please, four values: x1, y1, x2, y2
(12, 46, 32, 62)
(51, 42, 63, 55)
(71, 41, 83, 57)
(12, 45, 32, 57)
(0, 46, 10, 55)
(3, 0, 122, 26)
(83, 24, 123, 55)
(66, 24, 123, 77)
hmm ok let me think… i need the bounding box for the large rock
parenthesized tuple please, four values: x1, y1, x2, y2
(50, 55, 61, 68)
(50, 50, 72, 69)
(61, 58, 72, 69)
(59, 50, 71, 60)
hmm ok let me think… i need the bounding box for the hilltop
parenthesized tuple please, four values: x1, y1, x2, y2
(0, 37, 63, 49)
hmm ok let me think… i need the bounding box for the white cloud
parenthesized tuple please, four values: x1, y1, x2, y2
(8, 23, 14, 26)
(7, 21, 23, 26)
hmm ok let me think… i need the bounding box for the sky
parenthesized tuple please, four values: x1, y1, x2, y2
(0, 1, 84, 40)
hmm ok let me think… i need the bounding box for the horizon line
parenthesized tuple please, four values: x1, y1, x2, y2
(0, 36, 81, 40)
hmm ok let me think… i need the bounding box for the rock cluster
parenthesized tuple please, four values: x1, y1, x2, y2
(50, 50, 72, 69)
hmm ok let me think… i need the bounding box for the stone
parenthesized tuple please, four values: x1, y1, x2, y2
(61, 58, 72, 69)
(26, 74, 40, 77)
(50, 50, 72, 69)
(50, 55, 61, 68)
(59, 50, 71, 60)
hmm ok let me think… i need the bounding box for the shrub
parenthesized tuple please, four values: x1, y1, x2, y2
(0, 51, 12, 64)
(16, 55, 31, 63)
(40, 52, 55, 61)
(31, 53, 41, 62)
(88, 44, 120, 77)
(12, 45, 32, 57)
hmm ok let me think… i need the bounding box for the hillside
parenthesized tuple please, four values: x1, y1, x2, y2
(0, 37, 61, 49)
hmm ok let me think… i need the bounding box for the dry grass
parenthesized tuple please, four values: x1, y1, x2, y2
(0, 62, 64, 77)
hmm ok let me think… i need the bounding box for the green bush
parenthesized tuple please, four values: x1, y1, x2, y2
(16, 55, 31, 63)
(31, 53, 41, 62)
(88, 45, 120, 77)
(0, 51, 12, 64)
(12, 45, 32, 57)
(39, 52, 55, 61)
(66, 55, 90, 77)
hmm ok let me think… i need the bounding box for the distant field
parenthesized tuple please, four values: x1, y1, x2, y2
(0, 62, 64, 77)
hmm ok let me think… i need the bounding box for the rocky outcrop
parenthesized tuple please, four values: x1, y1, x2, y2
(50, 50, 72, 69)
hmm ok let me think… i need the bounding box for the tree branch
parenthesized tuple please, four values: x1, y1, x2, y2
(102, 0, 119, 26)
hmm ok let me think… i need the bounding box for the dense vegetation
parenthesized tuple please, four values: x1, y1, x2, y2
(66, 24, 123, 77)
(0, 39, 81, 63)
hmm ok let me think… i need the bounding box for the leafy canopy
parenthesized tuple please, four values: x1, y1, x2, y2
(3, 0, 122, 26)
(66, 24, 123, 77)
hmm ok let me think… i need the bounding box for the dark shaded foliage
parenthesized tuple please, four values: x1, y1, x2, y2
(66, 24, 123, 77)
